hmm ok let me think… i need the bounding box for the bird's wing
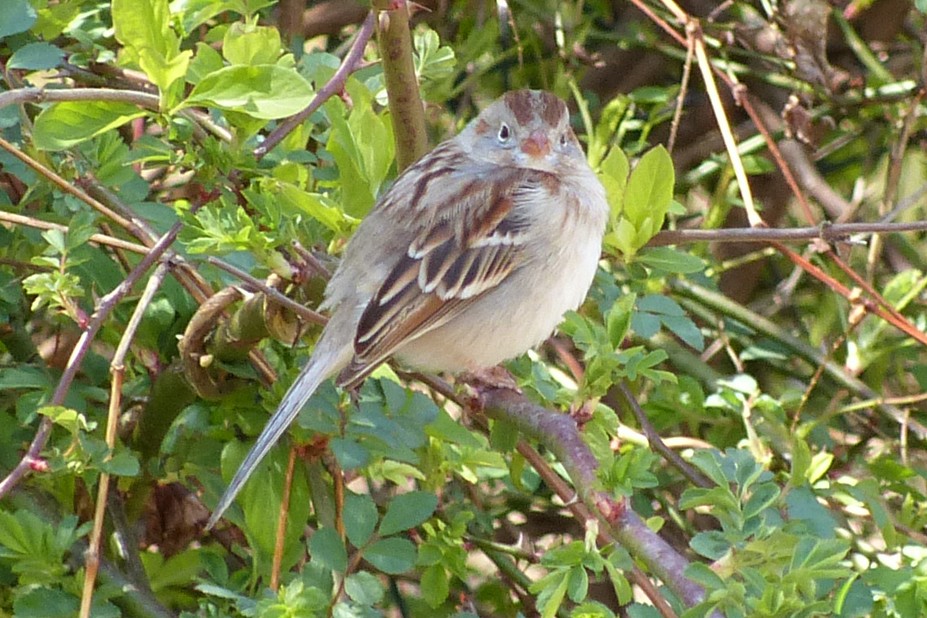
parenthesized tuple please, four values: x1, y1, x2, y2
(337, 168, 544, 387)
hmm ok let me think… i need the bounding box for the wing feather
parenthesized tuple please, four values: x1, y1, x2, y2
(337, 168, 546, 388)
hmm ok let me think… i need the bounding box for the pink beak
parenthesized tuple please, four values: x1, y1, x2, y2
(520, 130, 550, 158)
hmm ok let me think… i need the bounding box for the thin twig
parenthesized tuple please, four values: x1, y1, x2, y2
(648, 220, 927, 246)
(206, 256, 328, 326)
(80, 262, 170, 618)
(616, 382, 712, 488)
(254, 11, 377, 159)
(0, 136, 137, 230)
(0, 210, 148, 254)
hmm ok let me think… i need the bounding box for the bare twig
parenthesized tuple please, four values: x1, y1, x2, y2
(648, 220, 927, 246)
(205, 256, 327, 327)
(254, 11, 377, 159)
(616, 382, 712, 488)
(80, 262, 171, 618)
(0, 210, 148, 254)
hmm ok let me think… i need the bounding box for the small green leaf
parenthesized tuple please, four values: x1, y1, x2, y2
(598, 147, 630, 222)
(186, 42, 225, 85)
(661, 315, 704, 351)
(567, 565, 589, 602)
(0, 366, 52, 390)
(223, 22, 281, 65)
(421, 564, 450, 608)
(330, 436, 369, 470)
(635, 247, 705, 274)
(489, 419, 518, 452)
(183, 64, 314, 119)
(8, 42, 65, 70)
(344, 571, 384, 606)
(308, 527, 348, 573)
(100, 451, 140, 477)
(379, 491, 438, 537)
(589, 96, 630, 169)
(364, 537, 416, 574)
(343, 493, 378, 548)
(606, 293, 636, 348)
(684, 561, 727, 590)
(413, 28, 456, 84)
(112, 0, 191, 96)
(0, 0, 36, 39)
(271, 181, 348, 233)
(623, 146, 674, 244)
(32, 102, 145, 151)
(743, 483, 780, 519)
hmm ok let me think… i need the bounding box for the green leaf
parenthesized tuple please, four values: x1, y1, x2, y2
(325, 95, 395, 217)
(589, 96, 630, 169)
(0, 0, 36, 39)
(0, 366, 52, 390)
(567, 565, 589, 602)
(222, 22, 281, 65)
(330, 436, 369, 470)
(533, 570, 570, 618)
(379, 491, 438, 536)
(8, 42, 65, 70)
(623, 145, 674, 243)
(661, 315, 704, 351)
(308, 527, 348, 573)
(344, 571, 384, 606)
(743, 483, 779, 519)
(605, 293, 636, 348)
(183, 64, 314, 119)
(606, 217, 638, 257)
(414, 28, 457, 85)
(100, 450, 141, 476)
(598, 146, 630, 223)
(635, 247, 705, 274)
(32, 102, 145, 151)
(364, 537, 416, 574)
(220, 441, 310, 577)
(684, 561, 727, 590)
(421, 564, 450, 608)
(13, 588, 78, 618)
(489, 419, 518, 452)
(112, 0, 191, 96)
(186, 42, 225, 85)
(343, 493, 378, 548)
(270, 181, 348, 233)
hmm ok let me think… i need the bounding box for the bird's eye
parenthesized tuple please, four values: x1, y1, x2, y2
(498, 123, 511, 142)
(559, 133, 568, 147)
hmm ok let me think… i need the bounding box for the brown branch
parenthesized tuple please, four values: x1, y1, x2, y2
(80, 262, 171, 618)
(648, 220, 927, 246)
(0, 210, 148, 254)
(480, 388, 716, 615)
(616, 382, 712, 488)
(0, 87, 231, 142)
(375, 0, 428, 170)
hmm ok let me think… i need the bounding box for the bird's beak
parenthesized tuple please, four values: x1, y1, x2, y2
(520, 130, 550, 158)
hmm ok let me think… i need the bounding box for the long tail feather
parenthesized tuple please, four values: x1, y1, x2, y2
(206, 338, 350, 530)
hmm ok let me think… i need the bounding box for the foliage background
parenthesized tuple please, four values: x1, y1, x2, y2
(1, 0, 926, 617)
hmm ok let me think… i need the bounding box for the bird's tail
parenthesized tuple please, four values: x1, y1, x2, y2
(206, 333, 350, 530)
